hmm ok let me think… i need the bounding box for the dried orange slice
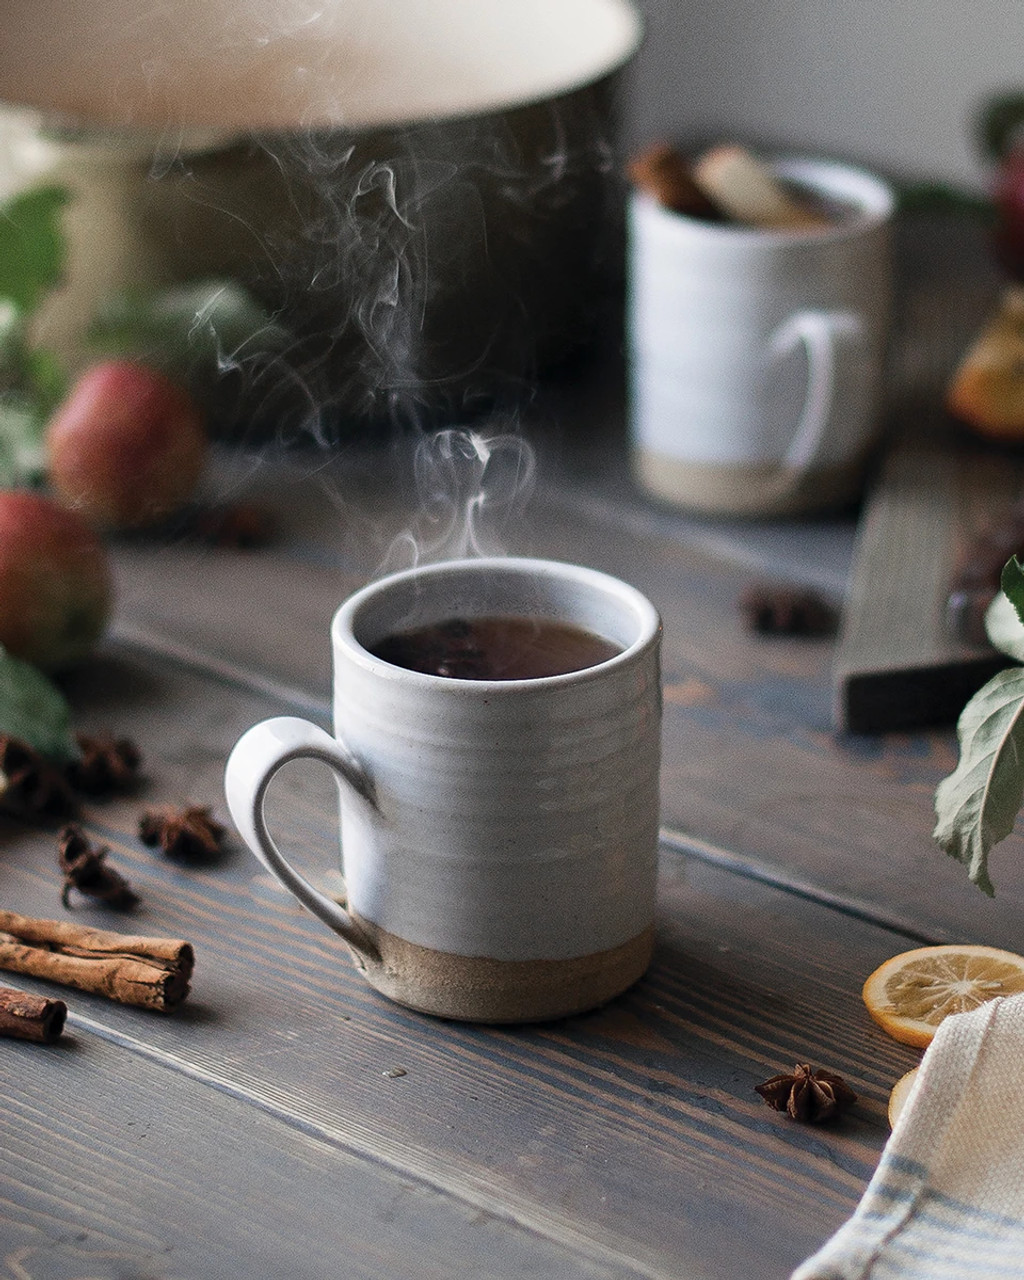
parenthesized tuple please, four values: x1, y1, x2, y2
(887, 1067, 919, 1128)
(862, 944, 1024, 1048)
(947, 287, 1024, 439)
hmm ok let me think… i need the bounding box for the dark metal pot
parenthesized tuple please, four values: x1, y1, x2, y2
(0, 0, 643, 441)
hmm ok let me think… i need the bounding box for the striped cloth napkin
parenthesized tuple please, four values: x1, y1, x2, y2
(792, 992, 1024, 1279)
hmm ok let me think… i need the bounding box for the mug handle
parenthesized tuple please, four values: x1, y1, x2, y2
(770, 308, 865, 473)
(224, 716, 381, 963)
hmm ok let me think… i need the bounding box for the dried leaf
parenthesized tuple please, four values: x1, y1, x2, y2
(933, 666, 1024, 895)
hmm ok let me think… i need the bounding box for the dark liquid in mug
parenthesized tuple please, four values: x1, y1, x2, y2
(370, 615, 623, 680)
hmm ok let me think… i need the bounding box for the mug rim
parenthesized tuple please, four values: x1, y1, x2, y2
(630, 153, 895, 245)
(331, 555, 662, 689)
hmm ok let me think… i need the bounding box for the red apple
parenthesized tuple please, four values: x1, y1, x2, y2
(0, 489, 112, 669)
(994, 148, 1024, 280)
(46, 360, 208, 530)
(979, 93, 1024, 280)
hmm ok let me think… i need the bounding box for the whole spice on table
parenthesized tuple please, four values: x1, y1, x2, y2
(627, 141, 724, 219)
(188, 502, 275, 549)
(692, 143, 832, 232)
(0, 985, 67, 1042)
(755, 1063, 857, 1123)
(139, 805, 225, 861)
(58, 823, 138, 910)
(0, 734, 79, 818)
(738, 583, 838, 637)
(67, 733, 142, 797)
(0, 908, 194, 1011)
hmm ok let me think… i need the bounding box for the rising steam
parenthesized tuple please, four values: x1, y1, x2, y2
(378, 427, 536, 574)
(162, 82, 619, 450)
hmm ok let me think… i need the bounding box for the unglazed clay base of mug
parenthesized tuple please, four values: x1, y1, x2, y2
(633, 448, 870, 518)
(346, 913, 655, 1023)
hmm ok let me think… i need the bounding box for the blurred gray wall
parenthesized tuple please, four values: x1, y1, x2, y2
(622, 0, 1024, 188)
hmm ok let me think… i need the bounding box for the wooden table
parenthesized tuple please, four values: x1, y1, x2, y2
(3, 211, 1023, 1279)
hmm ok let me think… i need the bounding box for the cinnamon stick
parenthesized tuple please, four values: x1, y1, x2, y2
(0, 986, 67, 1042)
(627, 141, 724, 218)
(0, 910, 193, 1012)
(692, 143, 830, 231)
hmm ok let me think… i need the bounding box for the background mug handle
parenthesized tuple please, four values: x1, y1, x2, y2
(224, 716, 381, 964)
(770, 308, 864, 473)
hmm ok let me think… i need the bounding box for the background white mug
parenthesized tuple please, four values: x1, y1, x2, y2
(627, 157, 895, 517)
(225, 556, 662, 1023)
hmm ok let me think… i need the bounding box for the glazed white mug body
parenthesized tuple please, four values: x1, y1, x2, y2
(224, 557, 662, 1022)
(627, 157, 895, 516)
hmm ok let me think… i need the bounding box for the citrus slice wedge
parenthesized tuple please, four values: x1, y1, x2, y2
(863, 943, 1024, 1048)
(887, 1066, 919, 1128)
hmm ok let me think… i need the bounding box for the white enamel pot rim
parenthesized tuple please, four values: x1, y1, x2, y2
(0, 0, 643, 137)
(333, 556, 662, 689)
(0, 2, 645, 439)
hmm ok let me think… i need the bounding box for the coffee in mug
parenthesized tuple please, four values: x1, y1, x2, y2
(224, 557, 662, 1023)
(627, 155, 895, 517)
(369, 615, 623, 680)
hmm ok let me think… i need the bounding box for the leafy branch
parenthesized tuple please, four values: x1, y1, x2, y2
(0, 184, 70, 487)
(934, 556, 1024, 893)
(0, 181, 282, 766)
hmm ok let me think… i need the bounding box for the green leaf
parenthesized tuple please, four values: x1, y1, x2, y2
(985, 590, 1024, 663)
(894, 181, 994, 220)
(22, 345, 67, 412)
(0, 649, 78, 763)
(0, 185, 69, 316)
(88, 279, 286, 378)
(0, 298, 26, 386)
(977, 91, 1024, 163)
(0, 392, 48, 487)
(1001, 556, 1024, 627)
(933, 666, 1024, 895)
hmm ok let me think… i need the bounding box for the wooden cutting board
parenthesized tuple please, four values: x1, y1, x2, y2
(833, 428, 1022, 733)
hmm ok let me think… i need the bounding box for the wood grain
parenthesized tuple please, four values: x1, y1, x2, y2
(832, 430, 1019, 733)
(829, 211, 1013, 733)
(0, 1028, 630, 1280)
(104, 456, 1024, 951)
(1, 205, 1015, 1279)
(2, 645, 922, 1279)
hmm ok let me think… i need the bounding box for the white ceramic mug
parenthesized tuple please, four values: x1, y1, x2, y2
(627, 156, 895, 517)
(224, 557, 662, 1022)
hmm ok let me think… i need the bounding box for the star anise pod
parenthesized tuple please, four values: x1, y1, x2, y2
(189, 503, 275, 549)
(0, 735, 78, 819)
(66, 734, 143, 797)
(139, 804, 226, 861)
(738, 584, 837, 637)
(58, 823, 138, 910)
(755, 1063, 857, 1123)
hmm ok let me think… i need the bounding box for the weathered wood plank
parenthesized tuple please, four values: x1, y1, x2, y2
(825, 209, 1012, 732)
(0, 196, 1008, 1280)
(1, 646, 926, 1280)
(107, 456, 1024, 951)
(832, 432, 1014, 732)
(0, 1024, 633, 1280)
